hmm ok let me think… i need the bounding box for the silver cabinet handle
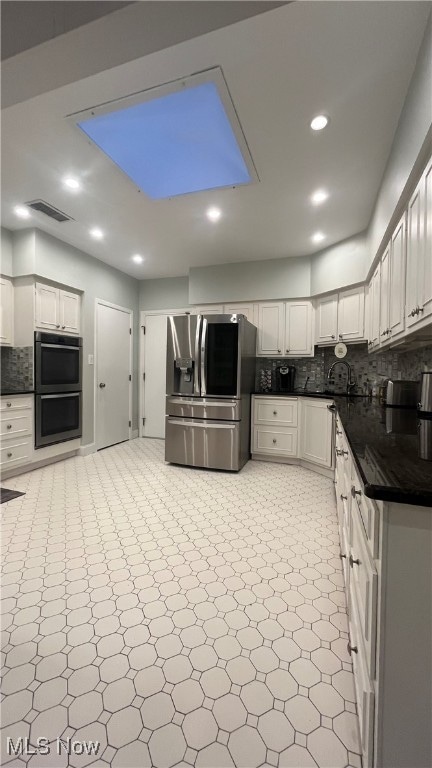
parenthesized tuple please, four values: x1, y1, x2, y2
(351, 486, 361, 498)
(347, 642, 358, 655)
(6, 424, 12, 430)
(56, 324, 60, 328)
(7, 452, 12, 458)
(278, 349, 281, 353)
(6, 402, 11, 408)
(340, 494, 347, 500)
(273, 411, 277, 416)
(285, 349, 289, 353)
(99, 383, 106, 388)
(349, 555, 360, 567)
(339, 334, 343, 339)
(62, 325, 65, 329)
(418, 306, 424, 314)
(331, 335, 335, 339)
(272, 439, 277, 444)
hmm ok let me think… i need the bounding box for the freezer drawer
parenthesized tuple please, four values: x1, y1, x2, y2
(166, 396, 241, 421)
(165, 417, 241, 471)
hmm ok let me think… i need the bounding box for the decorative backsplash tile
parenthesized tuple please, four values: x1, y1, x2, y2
(1, 346, 33, 391)
(256, 344, 432, 393)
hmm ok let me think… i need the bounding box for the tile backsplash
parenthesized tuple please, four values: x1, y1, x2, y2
(256, 344, 432, 393)
(1, 346, 33, 391)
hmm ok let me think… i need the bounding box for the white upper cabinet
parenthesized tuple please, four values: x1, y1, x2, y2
(406, 159, 432, 329)
(388, 214, 406, 340)
(315, 288, 365, 344)
(315, 294, 338, 343)
(284, 301, 314, 357)
(60, 291, 80, 334)
(35, 282, 80, 335)
(379, 244, 390, 344)
(369, 265, 381, 350)
(194, 305, 224, 315)
(224, 303, 255, 323)
(35, 283, 59, 330)
(257, 302, 285, 356)
(0, 278, 14, 346)
(338, 287, 365, 341)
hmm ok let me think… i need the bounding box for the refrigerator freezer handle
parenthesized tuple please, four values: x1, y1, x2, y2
(201, 317, 207, 396)
(194, 315, 201, 396)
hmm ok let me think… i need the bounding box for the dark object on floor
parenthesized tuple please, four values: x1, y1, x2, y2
(1, 488, 25, 504)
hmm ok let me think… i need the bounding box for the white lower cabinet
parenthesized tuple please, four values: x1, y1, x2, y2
(300, 399, 334, 468)
(0, 395, 33, 474)
(253, 425, 298, 457)
(335, 417, 431, 768)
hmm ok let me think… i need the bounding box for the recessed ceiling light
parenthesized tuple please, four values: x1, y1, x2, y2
(312, 232, 326, 244)
(310, 115, 329, 131)
(132, 254, 144, 264)
(14, 205, 30, 219)
(311, 189, 329, 205)
(207, 206, 222, 222)
(90, 227, 104, 239)
(63, 177, 81, 191)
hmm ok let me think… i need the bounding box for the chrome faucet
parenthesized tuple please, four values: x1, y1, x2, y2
(327, 360, 356, 395)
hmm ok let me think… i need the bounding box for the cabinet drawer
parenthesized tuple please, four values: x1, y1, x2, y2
(1, 395, 33, 411)
(253, 426, 298, 456)
(351, 470, 380, 559)
(349, 509, 378, 680)
(254, 398, 298, 426)
(0, 412, 32, 438)
(0, 439, 32, 469)
(349, 597, 375, 768)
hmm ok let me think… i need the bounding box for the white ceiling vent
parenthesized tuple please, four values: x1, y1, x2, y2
(26, 200, 73, 222)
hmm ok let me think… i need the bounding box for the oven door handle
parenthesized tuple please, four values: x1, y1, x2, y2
(40, 393, 81, 399)
(40, 343, 80, 351)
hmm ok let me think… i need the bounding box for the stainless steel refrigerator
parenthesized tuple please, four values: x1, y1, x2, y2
(165, 314, 257, 471)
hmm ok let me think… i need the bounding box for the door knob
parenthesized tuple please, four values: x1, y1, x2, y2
(99, 383, 106, 388)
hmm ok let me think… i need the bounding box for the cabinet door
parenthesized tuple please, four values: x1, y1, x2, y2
(35, 283, 60, 330)
(420, 160, 432, 321)
(257, 303, 284, 356)
(388, 215, 406, 339)
(284, 301, 313, 357)
(338, 287, 365, 341)
(369, 267, 381, 349)
(60, 291, 80, 334)
(194, 305, 224, 315)
(300, 399, 334, 467)
(406, 180, 422, 328)
(0, 278, 14, 346)
(224, 304, 254, 323)
(379, 246, 390, 343)
(315, 294, 338, 344)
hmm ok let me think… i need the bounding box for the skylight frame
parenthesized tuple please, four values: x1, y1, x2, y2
(68, 67, 259, 199)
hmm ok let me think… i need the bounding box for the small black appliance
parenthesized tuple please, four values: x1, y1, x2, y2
(275, 365, 296, 393)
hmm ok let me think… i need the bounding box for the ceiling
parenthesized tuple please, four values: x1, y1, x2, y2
(1, 2, 430, 279)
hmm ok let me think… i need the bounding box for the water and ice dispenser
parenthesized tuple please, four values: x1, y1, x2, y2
(173, 357, 194, 394)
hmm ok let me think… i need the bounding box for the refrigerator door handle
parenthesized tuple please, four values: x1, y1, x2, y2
(194, 315, 201, 396)
(201, 317, 208, 396)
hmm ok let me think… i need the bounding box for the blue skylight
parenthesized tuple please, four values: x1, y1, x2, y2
(77, 82, 252, 199)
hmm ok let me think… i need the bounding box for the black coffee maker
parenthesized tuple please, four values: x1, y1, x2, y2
(275, 365, 296, 392)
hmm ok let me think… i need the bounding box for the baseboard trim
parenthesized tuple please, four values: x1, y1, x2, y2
(78, 442, 96, 456)
(252, 454, 334, 479)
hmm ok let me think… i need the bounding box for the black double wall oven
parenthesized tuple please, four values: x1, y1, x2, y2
(34, 332, 83, 448)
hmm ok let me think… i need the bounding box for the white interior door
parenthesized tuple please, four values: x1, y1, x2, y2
(142, 312, 185, 439)
(96, 302, 131, 450)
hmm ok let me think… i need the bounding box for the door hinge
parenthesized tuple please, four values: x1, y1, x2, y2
(129, 374, 132, 381)
(143, 372, 145, 381)
(129, 420, 131, 428)
(129, 328, 132, 335)
(142, 417, 145, 425)
(142, 325, 146, 335)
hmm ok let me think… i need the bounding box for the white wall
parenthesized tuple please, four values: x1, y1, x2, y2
(310, 232, 369, 296)
(0, 227, 13, 276)
(189, 255, 311, 303)
(139, 277, 189, 310)
(368, 13, 432, 266)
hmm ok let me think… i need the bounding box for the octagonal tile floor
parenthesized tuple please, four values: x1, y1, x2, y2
(1, 439, 361, 768)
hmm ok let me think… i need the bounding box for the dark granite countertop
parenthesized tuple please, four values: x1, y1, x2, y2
(1, 389, 34, 396)
(253, 391, 432, 507)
